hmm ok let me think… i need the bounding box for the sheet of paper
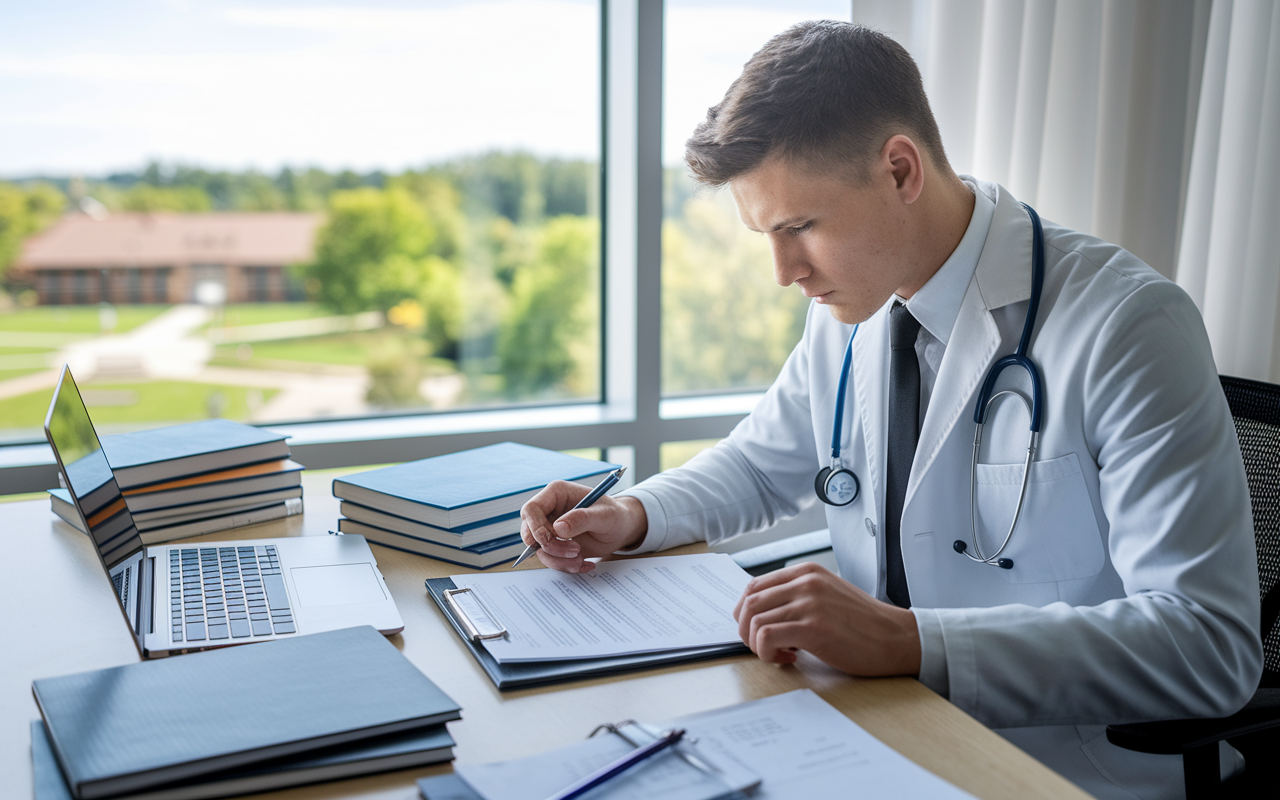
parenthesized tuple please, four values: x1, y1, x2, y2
(664, 690, 978, 799)
(455, 690, 977, 800)
(450, 553, 751, 663)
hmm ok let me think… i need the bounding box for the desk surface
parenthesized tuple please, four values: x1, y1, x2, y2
(1, 471, 1090, 800)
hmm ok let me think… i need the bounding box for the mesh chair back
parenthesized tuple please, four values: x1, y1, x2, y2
(1220, 375, 1280, 685)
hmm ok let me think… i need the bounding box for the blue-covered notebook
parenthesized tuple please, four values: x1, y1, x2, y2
(33, 626, 460, 799)
(102, 419, 290, 488)
(33, 720, 454, 800)
(333, 443, 619, 529)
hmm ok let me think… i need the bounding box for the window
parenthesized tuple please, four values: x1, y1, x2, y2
(1, 0, 842, 541)
(0, 0, 602, 443)
(660, 1, 850, 397)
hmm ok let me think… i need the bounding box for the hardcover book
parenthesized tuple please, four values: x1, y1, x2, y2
(339, 501, 521, 547)
(102, 419, 290, 488)
(338, 519, 525, 569)
(33, 626, 460, 799)
(332, 442, 618, 529)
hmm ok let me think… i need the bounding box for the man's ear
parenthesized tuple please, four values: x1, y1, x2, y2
(880, 134, 925, 205)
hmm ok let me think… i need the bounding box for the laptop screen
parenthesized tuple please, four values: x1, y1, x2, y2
(44, 366, 147, 643)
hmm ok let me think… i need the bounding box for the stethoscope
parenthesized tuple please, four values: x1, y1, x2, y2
(816, 203, 1046, 571)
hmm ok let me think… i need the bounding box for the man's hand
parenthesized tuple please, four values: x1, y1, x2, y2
(732, 561, 922, 677)
(519, 480, 648, 573)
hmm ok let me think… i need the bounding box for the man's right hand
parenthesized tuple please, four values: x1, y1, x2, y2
(519, 480, 648, 573)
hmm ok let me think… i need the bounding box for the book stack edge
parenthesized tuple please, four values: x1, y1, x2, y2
(333, 442, 620, 570)
(30, 627, 459, 800)
(49, 419, 304, 545)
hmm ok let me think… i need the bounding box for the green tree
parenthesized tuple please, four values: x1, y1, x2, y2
(300, 187, 464, 354)
(0, 181, 66, 279)
(662, 192, 808, 392)
(115, 184, 212, 212)
(498, 215, 599, 397)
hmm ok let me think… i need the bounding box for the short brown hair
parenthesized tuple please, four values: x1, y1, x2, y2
(685, 21, 949, 186)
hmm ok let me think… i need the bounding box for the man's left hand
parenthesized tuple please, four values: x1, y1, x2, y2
(732, 561, 922, 677)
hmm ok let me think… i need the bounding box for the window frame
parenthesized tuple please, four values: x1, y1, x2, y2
(0, 0, 762, 497)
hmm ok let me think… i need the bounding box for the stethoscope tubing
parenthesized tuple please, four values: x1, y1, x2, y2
(820, 202, 1047, 572)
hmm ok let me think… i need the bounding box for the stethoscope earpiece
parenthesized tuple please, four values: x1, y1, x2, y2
(954, 540, 1015, 570)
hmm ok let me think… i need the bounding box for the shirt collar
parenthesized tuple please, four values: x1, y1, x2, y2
(897, 178, 996, 346)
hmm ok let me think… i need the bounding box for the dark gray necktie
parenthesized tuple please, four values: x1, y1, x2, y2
(886, 302, 920, 608)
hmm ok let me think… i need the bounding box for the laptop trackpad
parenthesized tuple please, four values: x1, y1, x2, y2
(290, 564, 387, 607)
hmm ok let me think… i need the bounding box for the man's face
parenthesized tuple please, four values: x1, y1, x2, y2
(730, 155, 912, 325)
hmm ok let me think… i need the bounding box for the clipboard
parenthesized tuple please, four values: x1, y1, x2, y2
(425, 577, 749, 691)
(418, 718, 759, 800)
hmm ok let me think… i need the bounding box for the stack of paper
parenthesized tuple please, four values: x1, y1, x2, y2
(49, 419, 304, 545)
(334, 442, 619, 569)
(419, 690, 978, 800)
(31, 627, 461, 800)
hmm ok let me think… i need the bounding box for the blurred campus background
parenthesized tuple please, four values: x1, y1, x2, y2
(1, 1, 838, 469)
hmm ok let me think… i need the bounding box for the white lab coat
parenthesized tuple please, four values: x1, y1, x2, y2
(625, 181, 1262, 799)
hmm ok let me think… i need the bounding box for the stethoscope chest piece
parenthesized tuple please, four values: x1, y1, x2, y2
(815, 466, 859, 506)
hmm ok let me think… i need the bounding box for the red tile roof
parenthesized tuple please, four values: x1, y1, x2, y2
(17, 212, 323, 269)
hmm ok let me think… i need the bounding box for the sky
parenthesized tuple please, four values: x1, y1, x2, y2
(0, 0, 849, 178)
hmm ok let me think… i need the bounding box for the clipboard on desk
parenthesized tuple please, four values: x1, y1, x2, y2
(425, 576, 748, 691)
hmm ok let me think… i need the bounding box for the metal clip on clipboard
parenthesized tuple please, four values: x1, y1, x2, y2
(443, 587, 507, 642)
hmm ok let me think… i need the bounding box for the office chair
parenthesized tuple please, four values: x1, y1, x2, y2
(1107, 375, 1280, 799)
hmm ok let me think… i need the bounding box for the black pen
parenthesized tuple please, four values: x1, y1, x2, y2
(511, 466, 626, 568)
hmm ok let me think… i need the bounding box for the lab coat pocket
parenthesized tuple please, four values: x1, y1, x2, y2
(973, 452, 1105, 584)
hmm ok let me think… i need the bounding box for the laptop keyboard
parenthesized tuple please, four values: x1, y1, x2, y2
(112, 566, 131, 608)
(170, 545, 295, 644)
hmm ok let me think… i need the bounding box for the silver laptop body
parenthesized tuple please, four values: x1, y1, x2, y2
(44, 365, 404, 658)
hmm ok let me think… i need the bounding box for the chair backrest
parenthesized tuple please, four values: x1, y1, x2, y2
(1220, 375, 1280, 686)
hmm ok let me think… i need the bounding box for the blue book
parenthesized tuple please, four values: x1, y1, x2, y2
(338, 501, 520, 547)
(32, 626, 460, 799)
(332, 443, 619, 529)
(338, 519, 525, 569)
(101, 419, 291, 489)
(33, 720, 454, 800)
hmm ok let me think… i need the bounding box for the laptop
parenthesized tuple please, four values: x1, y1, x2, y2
(44, 365, 405, 658)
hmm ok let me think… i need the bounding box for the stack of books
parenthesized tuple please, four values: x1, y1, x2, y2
(334, 442, 620, 569)
(31, 626, 460, 800)
(49, 418, 304, 545)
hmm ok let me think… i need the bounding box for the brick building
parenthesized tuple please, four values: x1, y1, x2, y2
(14, 212, 322, 305)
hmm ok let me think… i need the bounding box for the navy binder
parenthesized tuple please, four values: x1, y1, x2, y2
(33, 626, 460, 799)
(425, 577, 748, 690)
(34, 720, 455, 800)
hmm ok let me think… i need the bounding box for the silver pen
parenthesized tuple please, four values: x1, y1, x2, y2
(511, 467, 626, 568)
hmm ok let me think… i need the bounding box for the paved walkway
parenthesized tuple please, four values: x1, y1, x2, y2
(0, 305, 378, 420)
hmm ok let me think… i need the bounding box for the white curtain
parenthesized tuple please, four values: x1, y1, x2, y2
(849, 0, 1280, 382)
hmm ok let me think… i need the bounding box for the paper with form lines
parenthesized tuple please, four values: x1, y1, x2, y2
(450, 553, 751, 663)
(454, 690, 977, 800)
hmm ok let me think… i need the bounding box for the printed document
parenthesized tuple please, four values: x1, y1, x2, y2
(450, 553, 751, 663)
(455, 690, 977, 800)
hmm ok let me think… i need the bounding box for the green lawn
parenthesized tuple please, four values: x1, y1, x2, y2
(0, 305, 168, 334)
(0, 367, 49, 382)
(212, 329, 436, 368)
(0, 381, 279, 430)
(660, 438, 721, 472)
(209, 303, 333, 328)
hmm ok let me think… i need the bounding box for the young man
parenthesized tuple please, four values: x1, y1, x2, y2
(520, 22, 1260, 799)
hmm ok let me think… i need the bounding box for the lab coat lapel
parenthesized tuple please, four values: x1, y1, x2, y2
(852, 301, 890, 524)
(905, 187, 1034, 509)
